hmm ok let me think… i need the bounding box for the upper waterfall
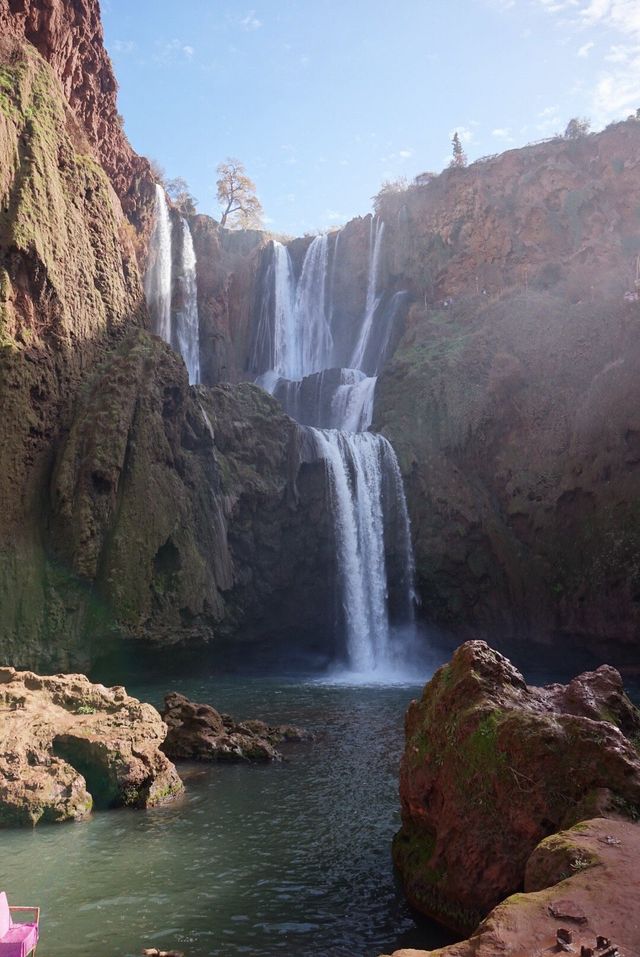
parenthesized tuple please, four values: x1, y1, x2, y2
(350, 217, 385, 372)
(144, 186, 201, 386)
(175, 218, 201, 386)
(144, 184, 172, 344)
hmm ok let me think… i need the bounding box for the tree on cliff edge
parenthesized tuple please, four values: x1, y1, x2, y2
(216, 158, 264, 228)
(450, 132, 467, 168)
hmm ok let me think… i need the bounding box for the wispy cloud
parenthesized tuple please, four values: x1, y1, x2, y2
(492, 127, 514, 140)
(112, 39, 136, 55)
(533, 0, 640, 123)
(155, 39, 195, 62)
(449, 126, 475, 143)
(240, 11, 262, 31)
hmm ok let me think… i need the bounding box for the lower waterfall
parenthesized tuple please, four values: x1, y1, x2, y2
(311, 430, 415, 677)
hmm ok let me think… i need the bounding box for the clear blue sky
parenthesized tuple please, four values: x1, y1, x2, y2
(101, 0, 640, 235)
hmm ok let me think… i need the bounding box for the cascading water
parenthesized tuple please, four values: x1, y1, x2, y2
(174, 218, 201, 385)
(144, 184, 172, 343)
(311, 430, 414, 677)
(350, 217, 385, 373)
(253, 217, 417, 680)
(144, 186, 201, 385)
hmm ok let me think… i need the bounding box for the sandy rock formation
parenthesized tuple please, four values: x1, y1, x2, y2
(384, 818, 640, 957)
(0, 666, 183, 826)
(393, 641, 640, 934)
(161, 692, 311, 762)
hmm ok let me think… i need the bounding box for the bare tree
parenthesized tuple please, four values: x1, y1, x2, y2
(216, 158, 264, 228)
(166, 177, 198, 216)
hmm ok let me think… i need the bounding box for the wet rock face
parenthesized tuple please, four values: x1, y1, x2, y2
(161, 692, 312, 762)
(393, 641, 640, 934)
(0, 0, 154, 223)
(0, 666, 183, 826)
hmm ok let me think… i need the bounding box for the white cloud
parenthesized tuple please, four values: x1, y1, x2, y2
(577, 40, 595, 56)
(240, 11, 262, 30)
(398, 148, 414, 159)
(533, 0, 640, 123)
(449, 126, 475, 143)
(492, 127, 514, 140)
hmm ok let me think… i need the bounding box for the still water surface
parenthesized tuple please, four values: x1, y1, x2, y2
(1, 674, 456, 957)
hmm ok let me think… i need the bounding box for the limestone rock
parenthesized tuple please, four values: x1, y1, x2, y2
(382, 818, 640, 957)
(0, 666, 183, 826)
(393, 641, 640, 933)
(161, 692, 312, 762)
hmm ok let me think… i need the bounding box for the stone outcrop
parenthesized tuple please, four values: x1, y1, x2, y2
(0, 0, 154, 223)
(384, 817, 640, 957)
(161, 692, 311, 762)
(0, 666, 182, 826)
(393, 641, 640, 934)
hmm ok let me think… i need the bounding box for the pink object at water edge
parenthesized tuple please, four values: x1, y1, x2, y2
(0, 893, 40, 957)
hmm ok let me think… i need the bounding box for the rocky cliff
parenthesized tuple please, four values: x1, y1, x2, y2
(0, 10, 333, 672)
(0, 0, 154, 224)
(373, 122, 640, 655)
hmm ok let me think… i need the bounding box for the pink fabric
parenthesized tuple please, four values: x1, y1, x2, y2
(0, 922, 38, 957)
(0, 895, 10, 939)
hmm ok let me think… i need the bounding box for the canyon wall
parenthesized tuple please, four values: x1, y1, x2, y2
(0, 15, 332, 671)
(372, 123, 640, 655)
(0, 0, 155, 225)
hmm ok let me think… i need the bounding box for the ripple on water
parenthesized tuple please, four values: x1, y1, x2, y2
(0, 676, 457, 957)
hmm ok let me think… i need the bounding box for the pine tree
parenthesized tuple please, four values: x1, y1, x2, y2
(450, 132, 467, 168)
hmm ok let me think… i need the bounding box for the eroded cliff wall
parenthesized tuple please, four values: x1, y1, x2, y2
(0, 19, 332, 671)
(373, 123, 640, 654)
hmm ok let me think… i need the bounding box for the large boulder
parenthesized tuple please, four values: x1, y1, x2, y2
(393, 641, 640, 933)
(0, 666, 183, 826)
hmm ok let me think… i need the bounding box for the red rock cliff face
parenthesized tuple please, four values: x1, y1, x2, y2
(0, 0, 154, 224)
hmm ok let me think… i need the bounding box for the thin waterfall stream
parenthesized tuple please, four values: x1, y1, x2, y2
(144, 184, 201, 385)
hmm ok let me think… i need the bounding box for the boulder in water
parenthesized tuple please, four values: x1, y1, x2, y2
(160, 692, 312, 762)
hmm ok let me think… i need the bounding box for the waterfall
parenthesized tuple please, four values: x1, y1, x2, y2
(175, 218, 200, 385)
(292, 234, 334, 377)
(350, 217, 385, 373)
(253, 221, 417, 679)
(144, 185, 202, 385)
(144, 184, 172, 343)
(312, 430, 414, 676)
